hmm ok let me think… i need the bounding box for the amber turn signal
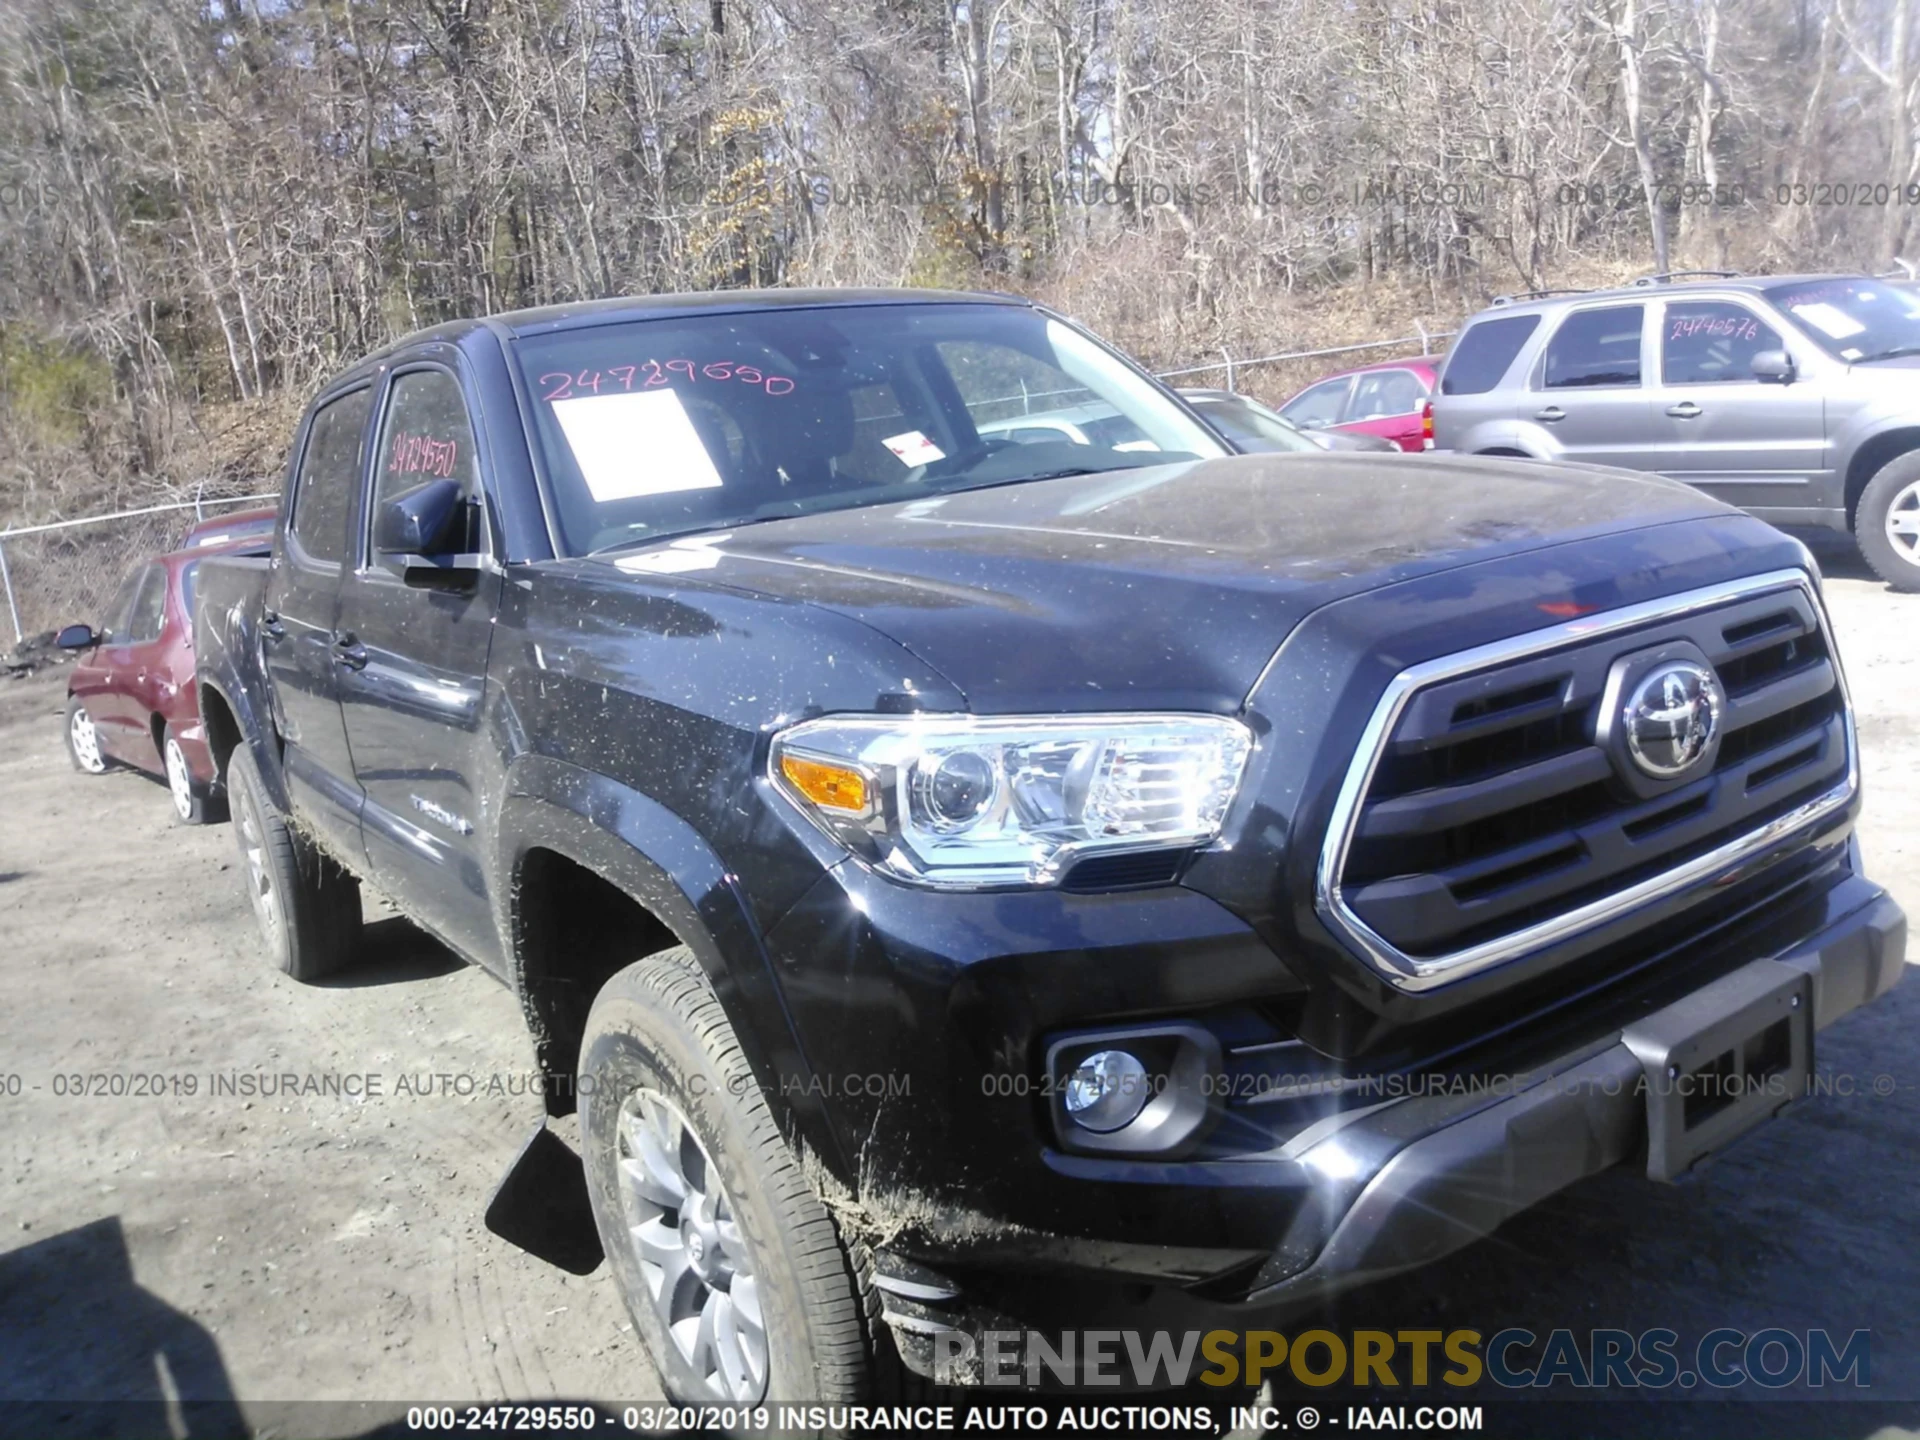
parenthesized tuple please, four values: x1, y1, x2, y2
(780, 753, 870, 812)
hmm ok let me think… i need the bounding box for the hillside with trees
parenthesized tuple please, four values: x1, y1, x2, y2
(2, 0, 1916, 521)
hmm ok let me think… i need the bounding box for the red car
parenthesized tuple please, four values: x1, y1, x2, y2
(1275, 354, 1440, 452)
(180, 505, 278, 550)
(58, 522, 274, 823)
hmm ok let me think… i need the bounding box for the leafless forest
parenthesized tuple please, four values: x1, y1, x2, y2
(2, 0, 1918, 520)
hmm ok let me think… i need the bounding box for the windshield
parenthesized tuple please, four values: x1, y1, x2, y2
(511, 302, 1227, 556)
(1763, 278, 1920, 362)
(1186, 394, 1320, 452)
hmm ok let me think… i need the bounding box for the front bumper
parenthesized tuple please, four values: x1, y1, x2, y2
(1229, 887, 1903, 1313)
(792, 876, 1905, 1372)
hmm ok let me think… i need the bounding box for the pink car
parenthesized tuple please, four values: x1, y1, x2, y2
(1276, 355, 1440, 452)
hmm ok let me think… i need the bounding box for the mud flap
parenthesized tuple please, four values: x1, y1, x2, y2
(484, 1124, 605, 1275)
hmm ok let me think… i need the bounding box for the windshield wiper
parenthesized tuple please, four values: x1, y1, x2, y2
(585, 519, 754, 557)
(1855, 344, 1920, 363)
(938, 462, 1159, 495)
(586, 461, 1177, 555)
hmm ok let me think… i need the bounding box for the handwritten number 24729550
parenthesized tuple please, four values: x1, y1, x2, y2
(538, 361, 795, 402)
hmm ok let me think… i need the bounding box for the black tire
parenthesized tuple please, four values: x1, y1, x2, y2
(225, 746, 361, 980)
(1855, 451, 1920, 592)
(162, 723, 225, 825)
(65, 696, 111, 774)
(579, 947, 890, 1407)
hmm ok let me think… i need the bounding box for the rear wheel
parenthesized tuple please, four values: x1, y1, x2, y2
(1856, 452, 1920, 592)
(579, 946, 885, 1406)
(163, 726, 223, 825)
(225, 746, 361, 980)
(66, 697, 109, 775)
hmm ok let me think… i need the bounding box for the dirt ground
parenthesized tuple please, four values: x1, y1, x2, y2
(1, 534, 1917, 1436)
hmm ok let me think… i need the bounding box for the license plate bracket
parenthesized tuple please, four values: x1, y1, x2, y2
(1620, 958, 1812, 1183)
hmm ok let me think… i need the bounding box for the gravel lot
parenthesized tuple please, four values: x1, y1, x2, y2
(1, 536, 1915, 1436)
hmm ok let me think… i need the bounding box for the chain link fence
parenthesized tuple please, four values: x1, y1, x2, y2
(0, 325, 1452, 646)
(0, 494, 278, 645)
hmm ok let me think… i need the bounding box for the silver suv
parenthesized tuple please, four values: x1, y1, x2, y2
(1432, 272, 1920, 590)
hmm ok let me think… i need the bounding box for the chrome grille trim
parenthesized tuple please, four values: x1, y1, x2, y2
(1314, 569, 1858, 993)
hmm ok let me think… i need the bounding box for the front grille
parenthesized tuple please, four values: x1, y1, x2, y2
(1324, 574, 1852, 980)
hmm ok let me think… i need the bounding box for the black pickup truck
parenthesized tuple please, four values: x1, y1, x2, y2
(195, 288, 1906, 1404)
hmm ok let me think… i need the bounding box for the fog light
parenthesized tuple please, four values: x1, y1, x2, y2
(1062, 1049, 1150, 1133)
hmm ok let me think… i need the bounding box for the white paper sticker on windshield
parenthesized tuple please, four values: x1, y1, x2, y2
(551, 390, 724, 502)
(882, 430, 946, 467)
(1790, 302, 1866, 340)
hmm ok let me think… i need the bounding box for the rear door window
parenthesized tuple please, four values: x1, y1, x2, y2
(180, 560, 203, 620)
(1279, 376, 1354, 428)
(289, 388, 374, 565)
(1348, 369, 1428, 419)
(1441, 315, 1543, 395)
(1661, 302, 1783, 385)
(1541, 305, 1645, 388)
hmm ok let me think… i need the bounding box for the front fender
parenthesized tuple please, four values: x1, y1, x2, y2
(497, 753, 844, 1173)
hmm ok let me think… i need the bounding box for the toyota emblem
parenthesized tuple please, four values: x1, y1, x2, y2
(1623, 661, 1723, 779)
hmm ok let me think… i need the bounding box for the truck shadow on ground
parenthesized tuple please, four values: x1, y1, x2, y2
(0, 1215, 246, 1439)
(317, 915, 465, 989)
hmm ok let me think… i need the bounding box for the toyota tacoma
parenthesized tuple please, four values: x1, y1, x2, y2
(193, 288, 1906, 1404)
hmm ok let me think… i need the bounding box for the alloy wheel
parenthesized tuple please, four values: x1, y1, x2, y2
(164, 737, 194, 819)
(1886, 478, 1920, 565)
(69, 706, 104, 773)
(614, 1088, 768, 1402)
(234, 775, 283, 952)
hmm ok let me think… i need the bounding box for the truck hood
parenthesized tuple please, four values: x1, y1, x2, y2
(598, 452, 1730, 713)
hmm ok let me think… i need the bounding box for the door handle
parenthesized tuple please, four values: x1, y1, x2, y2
(332, 633, 369, 672)
(1666, 401, 1703, 419)
(1535, 405, 1565, 423)
(261, 609, 285, 641)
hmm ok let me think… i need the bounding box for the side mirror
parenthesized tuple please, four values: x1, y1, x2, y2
(1751, 349, 1796, 384)
(375, 478, 485, 586)
(375, 478, 465, 556)
(56, 623, 97, 650)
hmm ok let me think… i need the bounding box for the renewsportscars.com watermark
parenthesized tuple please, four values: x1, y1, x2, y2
(931, 1327, 1871, 1391)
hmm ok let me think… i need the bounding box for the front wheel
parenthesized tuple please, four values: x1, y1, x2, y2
(578, 947, 882, 1406)
(1856, 452, 1920, 592)
(225, 746, 361, 980)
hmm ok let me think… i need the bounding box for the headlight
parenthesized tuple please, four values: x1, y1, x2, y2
(770, 713, 1253, 889)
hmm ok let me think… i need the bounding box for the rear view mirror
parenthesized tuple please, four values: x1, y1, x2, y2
(375, 478, 465, 556)
(1751, 349, 1795, 384)
(56, 623, 97, 650)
